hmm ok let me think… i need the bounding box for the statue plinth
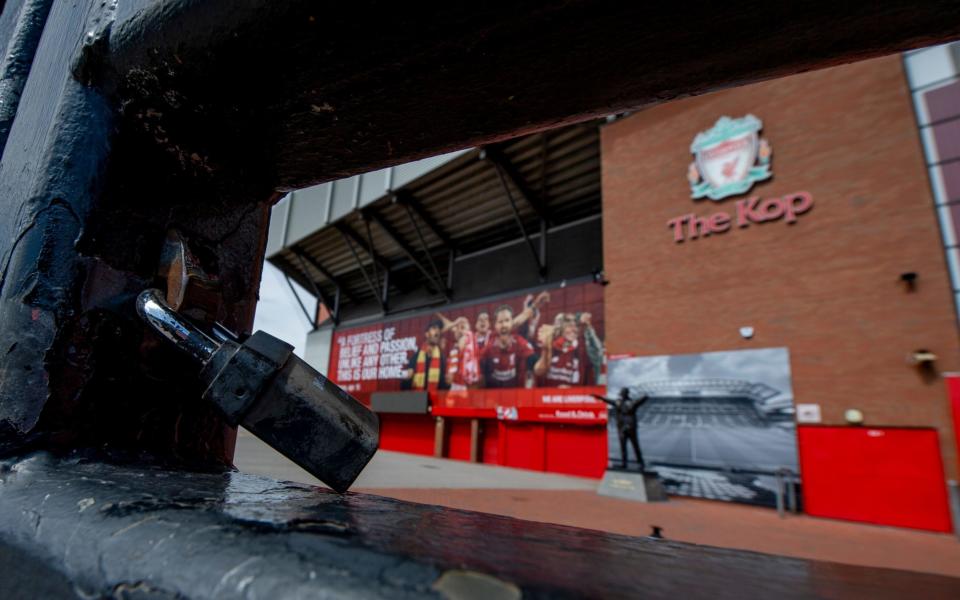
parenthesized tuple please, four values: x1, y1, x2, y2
(597, 469, 668, 502)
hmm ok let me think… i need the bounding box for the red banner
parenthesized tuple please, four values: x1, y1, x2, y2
(329, 282, 605, 398)
(430, 386, 607, 423)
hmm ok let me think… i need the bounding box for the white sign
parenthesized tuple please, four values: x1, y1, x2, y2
(795, 403, 822, 424)
(335, 326, 418, 384)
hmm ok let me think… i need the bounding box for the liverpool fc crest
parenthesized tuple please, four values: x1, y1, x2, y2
(687, 114, 772, 201)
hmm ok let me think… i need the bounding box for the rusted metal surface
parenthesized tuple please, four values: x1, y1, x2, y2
(98, 1, 960, 189)
(0, 0, 55, 149)
(0, 0, 261, 466)
(158, 229, 222, 321)
(0, 451, 956, 599)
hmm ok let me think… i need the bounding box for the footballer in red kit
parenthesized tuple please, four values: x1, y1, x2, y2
(481, 305, 535, 388)
(436, 312, 480, 390)
(475, 311, 491, 350)
(535, 312, 598, 387)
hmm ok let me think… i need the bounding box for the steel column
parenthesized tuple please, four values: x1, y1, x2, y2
(362, 215, 382, 301)
(284, 274, 316, 328)
(292, 251, 336, 328)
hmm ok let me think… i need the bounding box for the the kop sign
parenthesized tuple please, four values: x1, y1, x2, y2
(668, 114, 813, 243)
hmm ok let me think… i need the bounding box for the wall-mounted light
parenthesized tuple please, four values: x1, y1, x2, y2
(907, 349, 937, 372)
(739, 326, 754, 340)
(592, 268, 610, 286)
(908, 349, 937, 366)
(844, 408, 864, 425)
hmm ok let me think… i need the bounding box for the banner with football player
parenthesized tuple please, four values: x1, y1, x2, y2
(328, 281, 605, 396)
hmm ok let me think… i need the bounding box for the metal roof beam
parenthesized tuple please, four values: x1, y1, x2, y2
(367, 210, 449, 299)
(284, 274, 320, 327)
(392, 190, 455, 252)
(361, 215, 383, 302)
(336, 224, 385, 312)
(334, 222, 390, 273)
(291, 247, 358, 305)
(480, 145, 549, 224)
(401, 203, 450, 298)
(292, 252, 340, 326)
(489, 156, 546, 278)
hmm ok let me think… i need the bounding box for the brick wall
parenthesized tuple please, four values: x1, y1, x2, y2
(602, 55, 960, 479)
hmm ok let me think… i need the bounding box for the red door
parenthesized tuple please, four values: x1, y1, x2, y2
(798, 426, 952, 532)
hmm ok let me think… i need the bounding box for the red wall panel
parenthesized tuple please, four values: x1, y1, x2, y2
(544, 425, 607, 478)
(447, 419, 472, 461)
(798, 426, 952, 533)
(502, 423, 546, 471)
(381, 413, 608, 479)
(481, 420, 500, 465)
(379, 414, 435, 456)
(947, 375, 960, 471)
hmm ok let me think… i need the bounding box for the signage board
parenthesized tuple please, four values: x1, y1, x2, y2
(669, 114, 814, 242)
(329, 281, 605, 402)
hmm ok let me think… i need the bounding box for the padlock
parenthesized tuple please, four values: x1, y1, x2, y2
(136, 288, 379, 492)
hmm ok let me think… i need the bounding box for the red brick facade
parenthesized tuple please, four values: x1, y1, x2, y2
(602, 55, 960, 479)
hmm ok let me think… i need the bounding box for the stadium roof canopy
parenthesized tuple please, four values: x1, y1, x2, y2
(265, 121, 602, 324)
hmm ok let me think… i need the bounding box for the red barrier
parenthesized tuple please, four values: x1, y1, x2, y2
(502, 423, 547, 471)
(798, 426, 953, 533)
(447, 419, 472, 461)
(376, 386, 608, 478)
(482, 421, 501, 465)
(379, 414, 435, 456)
(947, 375, 960, 473)
(545, 425, 608, 477)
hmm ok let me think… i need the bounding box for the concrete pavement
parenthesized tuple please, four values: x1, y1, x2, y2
(234, 427, 598, 490)
(233, 428, 960, 578)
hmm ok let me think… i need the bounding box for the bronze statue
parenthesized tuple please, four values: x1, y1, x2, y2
(595, 388, 649, 471)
